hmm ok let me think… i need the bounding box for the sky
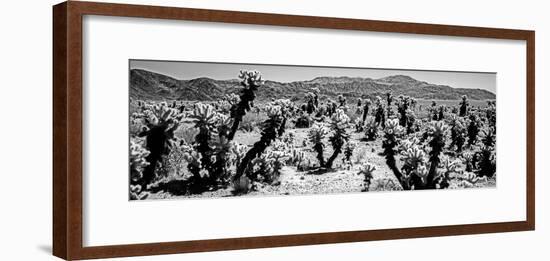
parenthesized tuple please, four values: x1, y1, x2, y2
(130, 60, 496, 93)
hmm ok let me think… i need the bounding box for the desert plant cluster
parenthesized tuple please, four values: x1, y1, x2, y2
(129, 70, 496, 200)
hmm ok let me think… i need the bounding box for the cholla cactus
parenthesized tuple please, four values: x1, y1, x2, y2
(438, 105, 445, 120)
(305, 92, 316, 114)
(462, 171, 488, 185)
(229, 142, 248, 167)
(268, 150, 291, 182)
(383, 119, 448, 190)
(382, 119, 404, 187)
(187, 103, 217, 177)
(414, 165, 429, 185)
(325, 109, 351, 169)
(130, 138, 150, 184)
(294, 112, 312, 128)
(401, 145, 428, 189)
(354, 118, 363, 132)
(363, 116, 378, 141)
(308, 123, 329, 167)
(481, 127, 496, 147)
(289, 148, 306, 170)
(386, 92, 393, 107)
(337, 94, 346, 107)
(462, 152, 475, 172)
(183, 150, 202, 179)
(250, 154, 274, 183)
(467, 114, 480, 146)
(362, 99, 372, 122)
(449, 115, 467, 152)
(312, 88, 320, 108)
(399, 137, 420, 153)
(396, 95, 411, 127)
(478, 127, 496, 177)
(248, 144, 290, 185)
(272, 99, 292, 136)
(227, 70, 264, 140)
(385, 119, 402, 135)
(189, 103, 218, 130)
(134, 101, 184, 187)
(402, 146, 427, 169)
(184, 103, 237, 189)
(236, 104, 284, 183)
(485, 101, 496, 128)
(129, 184, 149, 200)
(217, 93, 241, 114)
(433, 156, 460, 189)
(459, 95, 469, 117)
(343, 141, 357, 165)
(226, 93, 240, 105)
(358, 162, 376, 191)
(426, 121, 448, 186)
(374, 96, 386, 128)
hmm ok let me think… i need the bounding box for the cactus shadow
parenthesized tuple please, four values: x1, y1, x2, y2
(306, 167, 334, 175)
(148, 178, 212, 196)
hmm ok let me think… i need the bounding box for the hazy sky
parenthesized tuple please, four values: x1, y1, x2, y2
(130, 60, 496, 93)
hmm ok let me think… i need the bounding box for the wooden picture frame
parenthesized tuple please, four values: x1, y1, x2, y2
(53, 1, 535, 260)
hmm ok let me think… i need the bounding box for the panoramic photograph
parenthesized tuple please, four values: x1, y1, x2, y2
(128, 60, 497, 200)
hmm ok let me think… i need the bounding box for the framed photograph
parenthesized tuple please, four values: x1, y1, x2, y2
(53, 1, 535, 260)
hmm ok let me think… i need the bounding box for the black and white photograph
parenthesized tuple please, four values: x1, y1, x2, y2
(129, 60, 497, 200)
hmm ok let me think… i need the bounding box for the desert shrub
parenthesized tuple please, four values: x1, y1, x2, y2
(352, 146, 368, 165)
(231, 175, 251, 195)
(239, 112, 264, 132)
(156, 139, 193, 180)
(370, 178, 402, 192)
(177, 126, 199, 145)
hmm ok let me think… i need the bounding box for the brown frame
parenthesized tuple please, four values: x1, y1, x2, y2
(53, 1, 535, 260)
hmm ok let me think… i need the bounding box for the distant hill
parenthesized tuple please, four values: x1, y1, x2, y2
(130, 69, 496, 101)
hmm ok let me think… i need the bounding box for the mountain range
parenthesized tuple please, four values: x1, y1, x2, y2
(130, 69, 496, 101)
